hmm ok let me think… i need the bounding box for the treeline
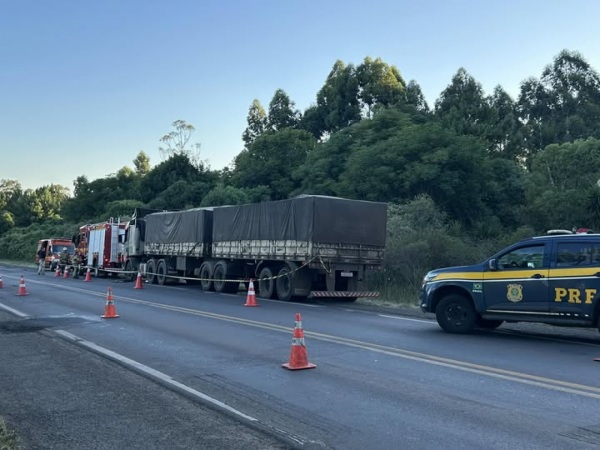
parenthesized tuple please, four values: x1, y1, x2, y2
(1, 50, 600, 301)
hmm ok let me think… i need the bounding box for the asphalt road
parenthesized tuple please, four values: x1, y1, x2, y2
(2, 264, 600, 449)
(0, 305, 294, 449)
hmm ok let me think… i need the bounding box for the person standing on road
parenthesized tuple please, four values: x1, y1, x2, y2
(72, 251, 81, 279)
(37, 247, 46, 275)
(59, 248, 70, 275)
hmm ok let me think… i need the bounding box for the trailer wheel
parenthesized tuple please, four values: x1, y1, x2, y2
(199, 262, 214, 291)
(275, 267, 294, 301)
(213, 262, 238, 294)
(156, 259, 168, 285)
(258, 267, 275, 299)
(146, 259, 157, 284)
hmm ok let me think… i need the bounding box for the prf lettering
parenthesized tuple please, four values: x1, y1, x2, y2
(554, 288, 596, 304)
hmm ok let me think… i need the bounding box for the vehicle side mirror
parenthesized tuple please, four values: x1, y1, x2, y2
(488, 259, 498, 271)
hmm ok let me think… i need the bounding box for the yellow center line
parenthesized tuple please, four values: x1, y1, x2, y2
(19, 278, 600, 399)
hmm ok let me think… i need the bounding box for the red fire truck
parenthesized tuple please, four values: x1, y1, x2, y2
(75, 219, 127, 276)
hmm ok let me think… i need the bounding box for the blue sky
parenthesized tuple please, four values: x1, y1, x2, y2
(1, 0, 599, 191)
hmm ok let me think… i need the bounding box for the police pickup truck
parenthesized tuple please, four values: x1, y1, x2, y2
(420, 230, 600, 334)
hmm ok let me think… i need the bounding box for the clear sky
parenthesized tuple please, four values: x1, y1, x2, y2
(1, 0, 599, 191)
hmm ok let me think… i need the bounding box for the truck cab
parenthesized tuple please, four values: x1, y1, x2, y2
(420, 231, 600, 334)
(36, 238, 75, 271)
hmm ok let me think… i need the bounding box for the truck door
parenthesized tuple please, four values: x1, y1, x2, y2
(482, 243, 549, 312)
(549, 240, 600, 319)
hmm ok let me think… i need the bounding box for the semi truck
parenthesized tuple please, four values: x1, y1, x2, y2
(121, 195, 387, 301)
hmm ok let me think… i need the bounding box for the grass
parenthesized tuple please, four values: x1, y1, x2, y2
(0, 418, 18, 450)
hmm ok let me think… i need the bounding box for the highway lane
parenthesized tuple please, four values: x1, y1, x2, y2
(2, 266, 600, 449)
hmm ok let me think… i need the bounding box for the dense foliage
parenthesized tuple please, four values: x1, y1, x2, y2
(2, 50, 600, 303)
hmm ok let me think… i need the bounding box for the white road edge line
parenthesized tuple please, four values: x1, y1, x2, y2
(379, 314, 433, 324)
(0, 303, 29, 318)
(54, 329, 258, 422)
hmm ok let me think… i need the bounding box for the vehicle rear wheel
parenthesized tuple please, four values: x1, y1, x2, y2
(200, 262, 214, 292)
(156, 259, 168, 285)
(476, 317, 504, 330)
(275, 267, 294, 301)
(258, 267, 275, 299)
(213, 262, 238, 294)
(435, 294, 476, 334)
(146, 259, 157, 284)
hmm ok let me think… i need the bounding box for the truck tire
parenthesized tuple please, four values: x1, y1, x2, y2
(258, 267, 275, 299)
(435, 294, 476, 334)
(275, 267, 294, 301)
(213, 262, 238, 294)
(146, 259, 157, 284)
(199, 262, 214, 292)
(156, 259, 168, 285)
(476, 317, 504, 330)
(124, 260, 135, 282)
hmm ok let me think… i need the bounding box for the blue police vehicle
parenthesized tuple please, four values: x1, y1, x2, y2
(420, 229, 600, 333)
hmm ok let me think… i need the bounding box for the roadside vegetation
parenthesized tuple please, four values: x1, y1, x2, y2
(1, 50, 600, 306)
(0, 418, 18, 450)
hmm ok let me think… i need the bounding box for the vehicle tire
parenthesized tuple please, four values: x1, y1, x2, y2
(200, 262, 214, 292)
(275, 267, 294, 301)
(156, 259, 168, 285)
(435, 294, 476, 334)
(258, 267, 275, 299)
(476, 317, 504, 330)
(146, 259, 157, 285)
(124, 260, 135, 282)
(213, 262, 238, 294)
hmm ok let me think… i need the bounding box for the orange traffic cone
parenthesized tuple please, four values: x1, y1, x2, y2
(101, 287, 120, 319)
(16, 275, 29, 296)
(84, 267, 92, 282)
(244, 280, 258, 307)
(282, 313, 316, 370)
(63, 266, 70, 278)
(134, 272, 144, 289)
(0, 274, 3, 289)
(55, 267, 61, 277)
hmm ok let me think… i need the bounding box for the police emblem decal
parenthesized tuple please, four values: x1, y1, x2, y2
(506, 284, 523, 303)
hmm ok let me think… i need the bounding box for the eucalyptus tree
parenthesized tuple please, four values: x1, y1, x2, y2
(242, 99, 268, 147)
(267, 89, 300, 131)
(316, 60, 361, 133)
(356, 56, 405, 117)
(486, 86, 524, 160)
(434, 67, 492, 139)
(517, 50, 600, 164)
(404, 80, 429, 112)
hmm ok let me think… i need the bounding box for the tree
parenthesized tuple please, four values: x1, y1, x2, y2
(200, 184, 249, 207)
(316, 60, 361, 133)
(356, 57, 405, 118)
(434, 68, 492, 138)
(242, 99, 268, 148)
(159, 120, 204, 169)
(232, 129, 315, 200)
(486, 86, 524, 160)
(404, 80, 429, 112)
(517, 50, 600, 164)
(525, 137, 600, 230)
(133, 151, 151, 176)
(267, 89, 300, 131)
(140, 153, 216, 204)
